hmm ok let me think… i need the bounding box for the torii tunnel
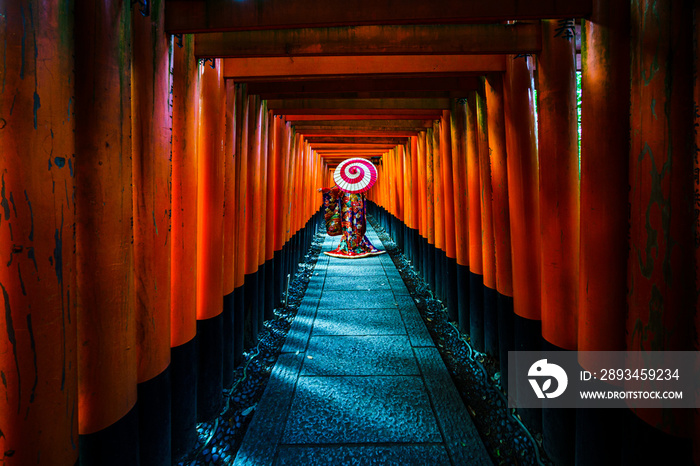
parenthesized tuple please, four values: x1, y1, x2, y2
(1, 0, 700, 465)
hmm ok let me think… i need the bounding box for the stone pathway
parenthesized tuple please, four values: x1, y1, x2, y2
(234, 226, 492, 465)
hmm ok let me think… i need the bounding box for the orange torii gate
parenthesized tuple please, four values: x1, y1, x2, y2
(477, 84, 497, 356)
(3, 0, 700, 464)
(195, 59, 226, 425)
(132, 6, 174, 464)
(484, 74, 513, 375)
(1, 2, 79, 465)
(171, 34, 199, 458)
(223, 79, 237, 389)
(73, 3, 139, 465)
(626, 1, 696, 461)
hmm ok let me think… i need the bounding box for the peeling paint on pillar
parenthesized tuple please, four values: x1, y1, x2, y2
(132, 0, 172, 384)
(170, 33, 201, 335)
(132, 1, 173, 462)
(1, 1, 78, 464)
(628, 0, 695, 435)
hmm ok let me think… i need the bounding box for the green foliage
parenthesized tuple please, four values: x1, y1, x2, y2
(577, 71, 582, 173)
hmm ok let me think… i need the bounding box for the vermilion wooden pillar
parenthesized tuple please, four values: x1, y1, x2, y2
(503, 54, 541, 432)
(440, 111, 458, 322)
(234, 83, 249, 365)
(432, 122, 446, 301)
(425, 129, 437, 293)
(504, 56, 541, 327)
(537, 19, 580, 353)
(402, 143, 413, 263)
(392, 147, 400, 238)
(579, 1, 629, 356)
(131, 3, 172, 463)
(1, 2, 78, 464)
(291, 139, 303, 268)
(222, 79, 237, 389)
(272, 116, 287, 316)
(466, 91, 484, 351)
(537, 19, 580, 465)
(450, 99, 471, 333)
(477, 84, 497, 357)
(627, 2, 695, 463)
(302, 140, 311, 257)
(380, 158, 386, 223)
(576, 2, 630, 464)
(381, 148, 390, 234)
(396, 145, 405, 252)
(195, 59, 226, 422)
(293, 136, 302, 282)
(170, 34, 198, 459)
(410, 136, 421, 272)
(400, 145, 409, 254)
(278, 121, 293, 294)
(265, 110, 278, 320)
(284, 133, 299, 281)
(255, 101, 269, 333)
(74, 1, 138, 464)
(296, 140, 304, 243)
(387, 150, 393, 233)
(485, 74, 513, 366)
(386, 147, 395, 236)
(417, 132, 428, 281)
(243, 95, 261, 347)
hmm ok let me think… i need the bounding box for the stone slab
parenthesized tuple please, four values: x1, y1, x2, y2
(414, 347, 493, 466)
(318, 290, 396, 310)
(327, 256, 385, 267)
(275, 445, 451, 466)
(281, 301, 318, 354)
(325, 264, 388, 276)
(281, 376, 442, 444)
(312, 308, 405, 337)
(301, 335, 418, 376)
(388, 277, 411, 295)
(233, 353, 304, 466)
(323, 275, 392, 291)
(395, 295, 434, 347)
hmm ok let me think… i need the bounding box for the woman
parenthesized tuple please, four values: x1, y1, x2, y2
(320, 185, 385, 259)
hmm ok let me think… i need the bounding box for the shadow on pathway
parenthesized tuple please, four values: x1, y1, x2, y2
(234, 226, 493, 466)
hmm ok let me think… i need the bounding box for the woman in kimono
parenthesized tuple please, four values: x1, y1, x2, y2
(319, 158, 385, 259)
(320, 185, 384, 258)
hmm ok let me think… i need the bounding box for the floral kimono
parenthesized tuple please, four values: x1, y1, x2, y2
(321, 186, 384, 259)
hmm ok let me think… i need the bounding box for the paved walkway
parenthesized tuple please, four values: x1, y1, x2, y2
(234, 226, 492, 465)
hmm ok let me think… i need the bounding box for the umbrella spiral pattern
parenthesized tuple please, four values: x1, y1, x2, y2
(334, 158, 378, 193)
